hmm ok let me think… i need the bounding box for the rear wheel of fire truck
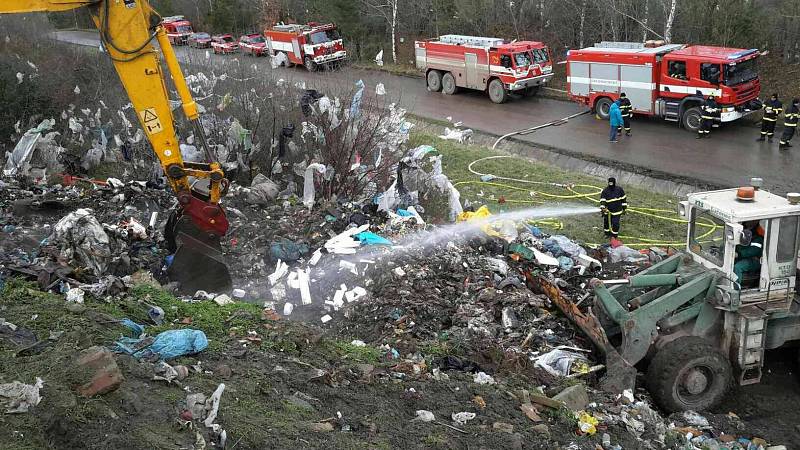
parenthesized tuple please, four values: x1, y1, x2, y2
(426, 70, 442, 92)
(442, 72, 458, 95)
(279, 52, 294, 67)
(682, 107, 702, 132)
(304, 56, 318, 72)
(646, 336, 732, 412)
(488, 78, 508, 104)
(594, 97, 613, 120)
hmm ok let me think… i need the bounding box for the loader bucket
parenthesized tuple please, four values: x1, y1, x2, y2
(165, 211, 232, 294)
(523, 271, 636, 394)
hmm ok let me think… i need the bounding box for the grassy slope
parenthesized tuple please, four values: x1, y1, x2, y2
(411, 132, 687, 247)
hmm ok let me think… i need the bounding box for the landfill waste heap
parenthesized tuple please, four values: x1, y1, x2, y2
(1, 78, 793, 449)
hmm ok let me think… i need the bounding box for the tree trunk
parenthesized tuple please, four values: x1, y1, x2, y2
(390, 0, 397, 64)
(642, 0, 650, 42)
(579, 0, 587, 48)
(664, 0, 677, 43)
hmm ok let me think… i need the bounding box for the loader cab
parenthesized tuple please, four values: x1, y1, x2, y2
(680, 188, 800, 308)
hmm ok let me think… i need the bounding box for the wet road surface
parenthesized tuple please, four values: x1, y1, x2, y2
(54, 31, 798, 194)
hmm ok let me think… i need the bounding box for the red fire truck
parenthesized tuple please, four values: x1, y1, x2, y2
(161, 16, 194, 46)
(264, 23, 347, 71)
(566, 41, 762, 132)
(415, 35, 554, 104)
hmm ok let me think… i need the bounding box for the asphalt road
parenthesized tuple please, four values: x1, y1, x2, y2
(53, 31, 798, 194)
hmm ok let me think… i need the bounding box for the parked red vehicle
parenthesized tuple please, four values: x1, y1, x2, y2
(188, 32, 212, 49)
(566, 41, 762, 132)
(264, 23, 347, 71)
(162, 16, 193, 46)
(415, 35, 554, 103)
(239, 33, 268, 56)
(211, 34, 239, 54)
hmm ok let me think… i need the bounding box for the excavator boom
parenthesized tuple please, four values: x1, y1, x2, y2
(1, 0, 232, 292)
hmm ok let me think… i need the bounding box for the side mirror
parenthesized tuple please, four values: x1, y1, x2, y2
(678, 201, 688, 218)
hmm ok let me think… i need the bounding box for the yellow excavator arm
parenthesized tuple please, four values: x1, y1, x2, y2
(1, 0, 232, 292)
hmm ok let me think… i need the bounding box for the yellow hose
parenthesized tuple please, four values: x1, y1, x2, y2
(462, 156, 720, 247)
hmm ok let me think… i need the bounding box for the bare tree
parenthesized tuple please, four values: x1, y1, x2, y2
(362, 0, 399, 64)
(663, 0, 677, 43)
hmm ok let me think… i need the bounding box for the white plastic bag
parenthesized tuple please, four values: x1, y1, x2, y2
(303, 163, 326, 209)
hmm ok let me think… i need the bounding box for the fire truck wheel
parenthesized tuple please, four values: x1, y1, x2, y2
(280, 52, 294, 67)
(304, 56, 318, 72)
(488, 79, 508, 104)
(426, 70, 443, 92)
(682, 107, 703, 132)
(646, 336, 732, 412)
(594, 97, 613, 119)
(442, 72, 458, 95)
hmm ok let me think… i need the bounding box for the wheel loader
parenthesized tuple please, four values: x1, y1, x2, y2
(529, 183, 800, 412)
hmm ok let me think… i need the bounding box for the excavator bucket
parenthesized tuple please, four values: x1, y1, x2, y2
(165, 211, 232, 294)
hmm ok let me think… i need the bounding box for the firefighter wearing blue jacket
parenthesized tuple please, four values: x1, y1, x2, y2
(600, 177, 627, 238)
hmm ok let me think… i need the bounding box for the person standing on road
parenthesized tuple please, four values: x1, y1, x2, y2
(600, 177, 627, 239)
(757, 93, 783, 142)
(617, 93, 632, 136)
(779, 98, 799, 150)
(697, 94, 719, 139)
(609, 100, 623, 143)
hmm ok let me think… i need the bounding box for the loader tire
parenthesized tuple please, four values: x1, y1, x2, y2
(488, 78, 508, 104)
(427, 70, 443, 92)
(594, 97, 613, 120)
(647, 336, 732, 413)
(442, 72, 458, 95)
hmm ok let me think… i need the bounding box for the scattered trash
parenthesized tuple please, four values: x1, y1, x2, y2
(65, 287, 85, 304)
(0, 378, 43, 413)
(115, 329, 209, 360)
(412, 410, 435, 422)
(472, 371, 496, 385)
(577, 411, 599, 435)
(451, 411, 476, 425)
(534, 348, 591, 377)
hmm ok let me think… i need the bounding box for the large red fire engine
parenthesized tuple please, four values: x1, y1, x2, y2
(414, 35, 554, 104)
(264, 23, 347, 71)
(161, 16, 194, 46)
(566, 41, 762, 132)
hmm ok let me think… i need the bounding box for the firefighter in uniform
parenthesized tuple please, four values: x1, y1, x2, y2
(757, 93, 783, 142)
(617, 92, 632, 136)
(779, 98, 799, 150)
(600, 177, 627, 239)
(697, 93, 719, 139)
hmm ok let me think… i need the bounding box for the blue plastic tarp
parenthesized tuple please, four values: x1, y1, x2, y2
(114, 329, 208, 361)
(354, 231, 392, 246)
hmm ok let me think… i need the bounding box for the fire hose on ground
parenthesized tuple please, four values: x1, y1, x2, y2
(457, 156, 719, 248)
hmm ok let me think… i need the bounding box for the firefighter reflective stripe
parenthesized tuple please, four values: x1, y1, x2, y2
(603, 196, 627, 202)
(763, 117, 778, 122)
(751, 242, 762, 249)
(609, 210, 625, 216)
(786, 123, 798, 127)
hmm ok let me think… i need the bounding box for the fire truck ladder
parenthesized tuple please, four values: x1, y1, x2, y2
(438, 35, 505, 48)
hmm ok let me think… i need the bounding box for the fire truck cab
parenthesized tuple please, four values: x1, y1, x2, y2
(161, 16, 193, 46)
(264, 23, 347, 72)
(416, 35, 553, 104)
(567, 42, 762, 132)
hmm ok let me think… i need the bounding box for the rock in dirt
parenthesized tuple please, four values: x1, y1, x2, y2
(553, 384, 589, 411)
(65, 303, 86, 314)
(73, 346, 124, 397)
(307, 422, 335, 432)
(531, 423, 549, 436)
(287, 392, 315, 411)
(492, 422, 514, 433)
(214, 364, 232, 379)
